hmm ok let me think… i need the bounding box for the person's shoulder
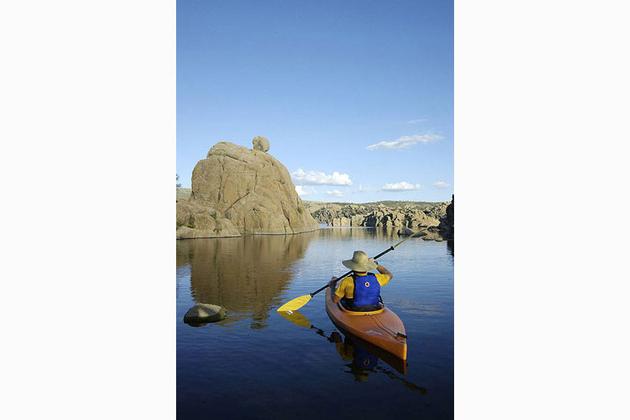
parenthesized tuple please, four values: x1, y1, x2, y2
(340, 276, 353, 286)
(375, 272, 391, 285)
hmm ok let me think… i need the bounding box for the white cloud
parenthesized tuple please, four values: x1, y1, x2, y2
(295, 185, 319, 196)
(381, 181, 421, 191)
(366, 134, 441, 151)
(433, 181, 450, 189)
(291, 168, 352, 186)
(406, 118, 426, 124)
(326, 190, 344, 197)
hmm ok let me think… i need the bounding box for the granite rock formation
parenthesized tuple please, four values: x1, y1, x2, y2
(307, 201, 447, 228)
(305, 200, 449, 240)
(252, 135, 270, 152)
(183, 303, 227, 325)
(177, 138, 318, 239)
(438, 195, 454, 239)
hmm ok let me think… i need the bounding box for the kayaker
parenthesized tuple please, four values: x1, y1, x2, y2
(329, 250, 393, 311)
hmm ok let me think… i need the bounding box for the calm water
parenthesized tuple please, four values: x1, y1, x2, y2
(177, 228, 453, 419)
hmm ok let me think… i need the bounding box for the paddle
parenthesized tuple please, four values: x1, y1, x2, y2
(276, 231, 421, 312)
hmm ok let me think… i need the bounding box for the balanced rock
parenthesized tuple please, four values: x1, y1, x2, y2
(183, 303, 227, 324)
(252, 136, 270, 152)
(178, 140, 318, 237)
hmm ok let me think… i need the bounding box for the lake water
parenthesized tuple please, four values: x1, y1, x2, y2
(177, 228, 453, 419)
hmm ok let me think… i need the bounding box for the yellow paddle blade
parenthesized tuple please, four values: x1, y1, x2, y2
(276, 294, 312, 312)
(278, 310, 312, 328)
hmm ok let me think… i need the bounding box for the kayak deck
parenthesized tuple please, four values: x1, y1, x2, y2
(325, 288, 407, 360)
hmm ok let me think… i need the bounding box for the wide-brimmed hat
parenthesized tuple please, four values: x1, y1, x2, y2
(342, 250, 377, 272)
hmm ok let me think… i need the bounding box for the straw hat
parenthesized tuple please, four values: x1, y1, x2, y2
(342, 250, 377, 272)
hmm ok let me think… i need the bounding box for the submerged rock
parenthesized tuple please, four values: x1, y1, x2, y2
(183, 303, 227, 325)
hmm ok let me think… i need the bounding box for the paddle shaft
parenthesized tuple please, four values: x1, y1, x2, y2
(309, 245, 396, 297)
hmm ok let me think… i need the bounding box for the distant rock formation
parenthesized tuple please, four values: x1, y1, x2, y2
(177, 138, 318, 239)
(307, 201, 446, 227)
(304, 200, 450, 240)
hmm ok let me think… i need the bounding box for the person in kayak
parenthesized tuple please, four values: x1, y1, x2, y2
(329, 250, 393, 311)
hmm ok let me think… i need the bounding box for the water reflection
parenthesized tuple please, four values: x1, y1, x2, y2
(318, 226, 447, 243)
(278, 310, 427, 394)
(177, 232, 317, 329)
(318, 227, 402, 241)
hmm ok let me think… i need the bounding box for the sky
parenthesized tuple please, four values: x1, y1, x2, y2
(177, 0, 453, 203)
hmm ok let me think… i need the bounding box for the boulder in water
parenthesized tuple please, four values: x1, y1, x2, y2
(183, 303, 227, 325)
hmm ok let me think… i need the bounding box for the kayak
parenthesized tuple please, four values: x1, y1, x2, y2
(325, 288, 407, 360)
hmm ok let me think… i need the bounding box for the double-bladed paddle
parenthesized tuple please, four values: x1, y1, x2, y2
(276, 231, 421, 312)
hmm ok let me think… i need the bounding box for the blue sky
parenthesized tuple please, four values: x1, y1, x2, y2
(177, 0, 453, 203)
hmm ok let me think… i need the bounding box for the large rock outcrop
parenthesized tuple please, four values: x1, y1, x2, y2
(177, 139, 318, 239)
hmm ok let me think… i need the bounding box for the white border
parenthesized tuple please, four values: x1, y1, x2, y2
(2, 1, 630, 418)
(456, 0, 630, 418)
(1, 1, 175, 419)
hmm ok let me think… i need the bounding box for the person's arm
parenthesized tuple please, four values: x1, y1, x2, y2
(375, 262, 393, 281)
(329, 277, 342, 303)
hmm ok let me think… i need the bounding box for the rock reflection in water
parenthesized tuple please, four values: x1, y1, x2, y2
(177, 232, 317, 329)
(318, 226, 446, 242)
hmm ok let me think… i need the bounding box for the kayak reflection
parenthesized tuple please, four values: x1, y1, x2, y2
(278, 311, 426, 394)
(333, 333, 427, 394)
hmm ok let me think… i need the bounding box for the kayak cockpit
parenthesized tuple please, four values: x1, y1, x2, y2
(337, 302, 385, 315)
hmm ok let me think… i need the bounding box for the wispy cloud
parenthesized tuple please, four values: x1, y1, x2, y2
(381, 181, 421, 191)
(406, 118, 427, 124)
(367, 134, 441, 151)
(433, 181, 450, 189)
(326, 190, 344, 197)
(291, 168, 352, 186)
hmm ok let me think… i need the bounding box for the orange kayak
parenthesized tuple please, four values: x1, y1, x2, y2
(325, 288, 407, 360)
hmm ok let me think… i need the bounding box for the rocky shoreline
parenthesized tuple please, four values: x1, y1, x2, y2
(305, 197, 454, 240)
(177, 191, 455, 241)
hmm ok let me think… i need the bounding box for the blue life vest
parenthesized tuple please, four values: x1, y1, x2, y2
(352, 273, 381, 307)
